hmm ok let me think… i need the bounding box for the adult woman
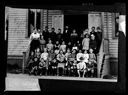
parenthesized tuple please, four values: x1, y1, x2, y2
(30, 28, 40, 54)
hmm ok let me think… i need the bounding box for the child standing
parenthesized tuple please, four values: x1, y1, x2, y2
(82, 34, 90, 51)
(46, 39, 54, 52)
(39, 35, 46, 53)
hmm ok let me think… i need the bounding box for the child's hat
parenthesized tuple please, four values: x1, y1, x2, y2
(79, 57, 84, 61)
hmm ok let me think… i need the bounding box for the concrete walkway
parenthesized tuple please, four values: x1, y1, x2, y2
(5, 73, 117, 91)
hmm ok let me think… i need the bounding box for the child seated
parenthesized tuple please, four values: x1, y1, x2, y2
(60, 41, 67, 53)
(64, 48, 71, 76)
(38, 58, 48, 75)
(82, 50, 89, 64)
(76, 50, 83, 62)
(35, 48, 41, 59)
(56, 50, 66, 76)
(40, 48, 48, 62)
(86, 61, 95, 77)
(77, 57, 87, 78)
(27, 51, 35, 71)
(29, 57, 40, 75)
(40, 48, 49, 71)
(89, 48, 96, 64)
(68, 49, 77, 76)
(48, 49, 57, 75)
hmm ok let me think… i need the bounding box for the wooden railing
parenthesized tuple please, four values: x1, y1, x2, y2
(97, 39, 106, 78)
(22, 40, 31, 73)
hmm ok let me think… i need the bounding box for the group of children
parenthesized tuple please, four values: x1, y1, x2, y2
(27, 26, 102, 78)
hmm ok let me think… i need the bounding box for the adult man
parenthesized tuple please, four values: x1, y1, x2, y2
(42, 26, 49, 42)
(90, 26, 96, 37)
(96, 27, 102, 53)
(63, 26, 71, 44)
(50, 28, 56, 44)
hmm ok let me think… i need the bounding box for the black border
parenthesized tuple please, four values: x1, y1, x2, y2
(0, 0, 126, 94)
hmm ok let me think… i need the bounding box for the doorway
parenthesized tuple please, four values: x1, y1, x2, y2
(64, 14, 88, 35)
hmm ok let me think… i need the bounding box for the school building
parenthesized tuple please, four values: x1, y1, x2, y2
(5, 4, 121, 78)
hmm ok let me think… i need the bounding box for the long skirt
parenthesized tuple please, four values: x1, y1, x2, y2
(30, 39, 40, 52)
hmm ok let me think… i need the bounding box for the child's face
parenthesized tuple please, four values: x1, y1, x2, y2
(89, 61, 91, 64)
(56, 41, 59, 44)
(31, 52, 34, 56)
(84, 50, 87, 54)
(60, 51, 63, 54)
(79, 50, 82, 53)
(86, 35, 89, 38)
(34, 58, 38, 61)
(44, 48, 47, 52)
(41, 36, 44, 39)
(41, 59, 44, 62)
(91, 27, 95, 31)
(49, 40, 52, 43)
(73, 30, 76, 33)
(89, 49, 93, 53)
(67, 49, 70, 53)
(37, 48, 40, 52)
(62, 41, 65, 45)
(68, 42, 71, 45)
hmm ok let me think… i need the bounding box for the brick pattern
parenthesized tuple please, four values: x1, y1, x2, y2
(8, 8, 30, 56)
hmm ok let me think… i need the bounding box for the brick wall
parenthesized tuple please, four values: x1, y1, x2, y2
(8, 7, 30, 56)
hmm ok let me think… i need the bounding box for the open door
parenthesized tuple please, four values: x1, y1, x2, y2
(52, 15, 64, 33)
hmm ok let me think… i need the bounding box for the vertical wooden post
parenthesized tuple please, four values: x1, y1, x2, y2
(34, 9, 37, 28)
(22, 52, 26, 73)
(46, 10, 48, 27)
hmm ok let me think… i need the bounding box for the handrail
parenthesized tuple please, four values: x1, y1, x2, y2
(100, 54, 105, 78)
(97, 38, 105, 78)
(22, 40, 31, 73)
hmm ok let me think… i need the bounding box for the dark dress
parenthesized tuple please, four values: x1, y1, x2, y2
(89, 39, 97, 54)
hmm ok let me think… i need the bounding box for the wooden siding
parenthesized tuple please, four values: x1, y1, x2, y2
(8, 7, 30, 56)
(7, 8, 118, 59)
(102, 12, 118, 58)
